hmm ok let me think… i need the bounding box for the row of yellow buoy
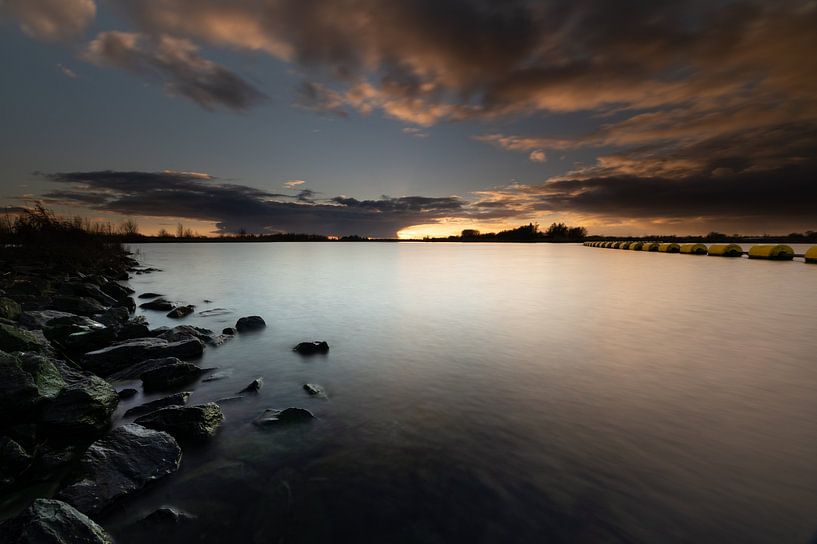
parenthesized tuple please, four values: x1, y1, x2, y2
(584, 241, 816, 262)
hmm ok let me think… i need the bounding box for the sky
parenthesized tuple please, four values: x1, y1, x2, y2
(0, 0, 815, 238)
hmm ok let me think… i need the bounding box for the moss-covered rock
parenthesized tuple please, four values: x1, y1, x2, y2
(0, 297, 21, 321)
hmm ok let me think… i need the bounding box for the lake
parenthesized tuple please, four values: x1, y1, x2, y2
(108, 242, 817, 543)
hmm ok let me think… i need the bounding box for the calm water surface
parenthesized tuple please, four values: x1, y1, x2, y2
(107, 242, 817, 543)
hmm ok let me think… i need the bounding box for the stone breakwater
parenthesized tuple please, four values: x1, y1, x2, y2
(0, 250, 325, 542)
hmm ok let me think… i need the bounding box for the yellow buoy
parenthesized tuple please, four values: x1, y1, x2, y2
(707, 244, 743, 257)
(629, 241, 644, 250)
(748, 245, 794, 260)
(658, 243, 681, 253)
(680, 243, 707, 255)
(642, 242, 659, 251)
(619, 241, 631, 249)
(805, 246, 817, 263)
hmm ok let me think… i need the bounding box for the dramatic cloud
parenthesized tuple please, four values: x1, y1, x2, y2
(39, 170, 469, 237)
(2, 0, 95, 41)
(528, 150, 546, 163)
(111, 0, 817, 123)
(82, 32, 267, 111)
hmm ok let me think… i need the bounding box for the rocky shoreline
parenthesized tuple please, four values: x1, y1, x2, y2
(0, 248, 323, 542)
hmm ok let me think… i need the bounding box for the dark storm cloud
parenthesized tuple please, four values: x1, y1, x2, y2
(82, 31, 268, 111)
(40, 170, 466, 237)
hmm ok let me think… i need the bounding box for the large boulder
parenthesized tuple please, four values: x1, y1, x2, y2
(0, 351, 64, 425)
(0, 297, 21, 321)
(100, 281, 134, 303)
(42, 316, 114, 354)
(57, 282, 118, 307)
(235, 316, 266, 332)
(106, 357, 184, 382)
(116, 318, 150, 341)
(81, 337, 204, 376)
(40, 361, 118, 436)
(0, 323, 49, 353)
(95, 307, 130, 328)
(124, 392, 191, 418)
(57, 424, 181, 516)
(155, 325, 218, 345)
(0, 498, 113, 544)
(134, 403, 224, 442)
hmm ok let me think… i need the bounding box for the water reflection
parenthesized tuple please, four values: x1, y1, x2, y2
(108, 243, 817, 543)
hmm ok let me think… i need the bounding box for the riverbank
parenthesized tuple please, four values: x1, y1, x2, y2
(0, 243, 305, 542)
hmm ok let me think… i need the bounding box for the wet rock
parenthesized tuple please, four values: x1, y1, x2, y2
(137, 292, 163, 299)
(134, 403, 224, 442)
(106, 357, 183, 382)
(166, 305, 195, 319)
(140, 362, 207, 392)
(19, 310, 76, 329)
(0, 436, 31, 488)
(221, 327, 237, 335)
(40, 361, 118, 436)
(0, 297, 21, 321)
(235, 316, 266, 332)
(253, 407, 315, 426)
(201, 370, 231, 382)
(293, 341, 330, 355)
(82, 337, 204, 376)
(116, 318, 151, 341)
(0, 351, 64, 425)
(118, 388, 138, 399)
(215, 396, 244, 404)
(125, 392, 191, 418)
(96, 307, 130, 327)
(157, 325, 216, 344)
(43, 317, 114, 354)
(50, 296, 107, 317)
(57, 424, 182, 516)
(140, 506, 196, 525)
(303, 383, 325, 396)
(239, 378, 263, 393)
(0, 498, 114, 544)
(58, 282, 118, 307)
(0, 323, 49, 353)
(139, 298, 174, 311)
(101, 281, 135, 303)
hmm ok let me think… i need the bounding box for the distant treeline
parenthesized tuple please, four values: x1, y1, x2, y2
(423, 223, 588, 242)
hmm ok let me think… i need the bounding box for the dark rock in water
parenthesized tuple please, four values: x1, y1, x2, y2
(253, 407, 315, 426)
(303, 383, 325, 396)
(31, 444, 84, 478)
(0, 498, 114, 544)
(235, 316, 266, 332)
(134, 403, 224, 442)
(139, 298, 175, 311)
(141, 362, 207, 391)
(167, 305, 195, 319)
(40, 360, 118, 436)
(0, 323, 49, 353)
(51, 296, 108, 317)
(57, 423, 181, 516)
(117, 318, 151, 340)
(140, 506, 196, 525)
(82, 337, 204, 376)
(239, 378, 263, 393)
(19, 310, 76, 329)
(157, 325, 216, 344)
(201, 370, 231, 382)
(293, 341, 330, 355)
(125, 392, 191, 418)
(43, 317, 114, 354)
(57, 282, 118, 307)
(96, 307, 130, 327)
(197, 308, 232, 318)
(0, 297, 21, 321)
(137, 292, 163, 299)
(118, 388, 138, 399)
(106, 357, 183, 382)
(222, 327, 237, 335)
(0, 351, 64, 425)
(0, 436, 32, 488)
(215, 396, 244, 404)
